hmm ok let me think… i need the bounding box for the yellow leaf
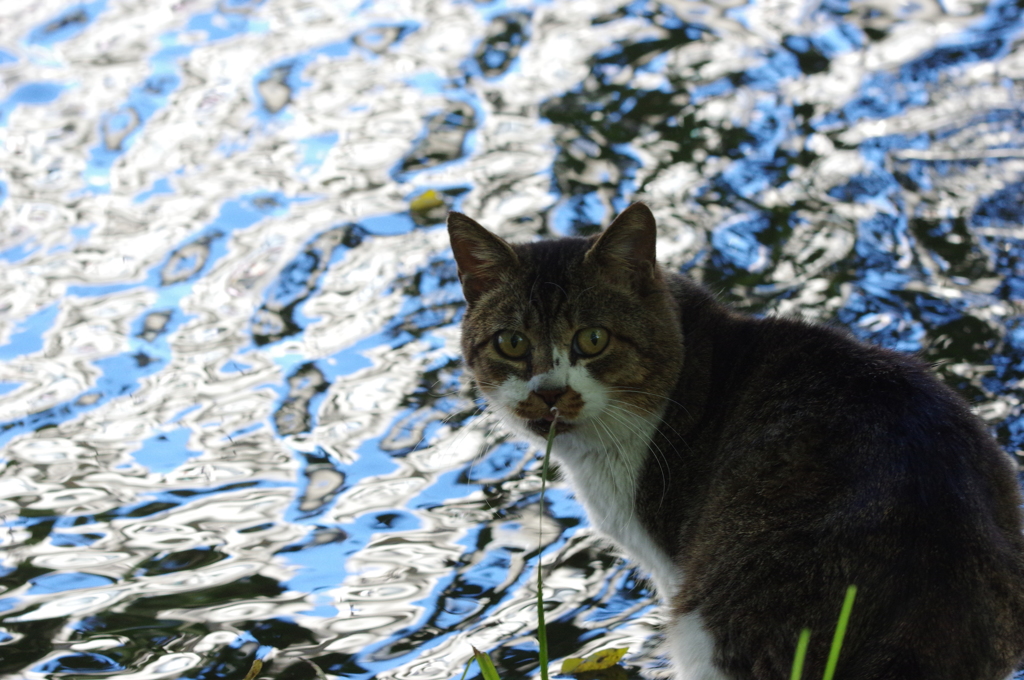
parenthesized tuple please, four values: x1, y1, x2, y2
(561, 658, 585, 674)
(410, 189, 444, 213)
(561, 648, 628, 674)
(242, 659, 263, 680)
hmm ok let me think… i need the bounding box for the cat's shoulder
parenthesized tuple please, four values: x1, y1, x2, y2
(666, 272, 972, 425)
(755, 312, 945, 397)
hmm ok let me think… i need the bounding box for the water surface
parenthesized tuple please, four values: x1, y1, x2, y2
(1, 0, 1024, 678)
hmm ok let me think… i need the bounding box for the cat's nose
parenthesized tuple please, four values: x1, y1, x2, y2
(534, 388, 566, 407)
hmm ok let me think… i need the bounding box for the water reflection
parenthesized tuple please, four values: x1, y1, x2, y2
(1, 0, 1024, 678)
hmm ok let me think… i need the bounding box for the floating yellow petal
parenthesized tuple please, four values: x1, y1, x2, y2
(410, 189, 444, 213)
(560, 648, 628, 674)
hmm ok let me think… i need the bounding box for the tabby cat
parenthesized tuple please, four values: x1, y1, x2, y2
(448, 203, 1024, 680)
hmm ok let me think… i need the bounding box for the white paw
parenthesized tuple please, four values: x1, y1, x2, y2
(666, 611, 732, 680)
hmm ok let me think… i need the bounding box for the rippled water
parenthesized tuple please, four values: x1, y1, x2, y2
(1, 0, 1024, 678)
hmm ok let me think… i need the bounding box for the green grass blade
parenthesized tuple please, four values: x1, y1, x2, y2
(536, 555, 548, 680)
(536, 410, 558, 680)
(822, 585, 857, 680)
(473, 647, 502, 680)
(789, 628, 811, 680)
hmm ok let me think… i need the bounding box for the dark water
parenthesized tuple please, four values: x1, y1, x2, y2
(1, 0, 1023, 678)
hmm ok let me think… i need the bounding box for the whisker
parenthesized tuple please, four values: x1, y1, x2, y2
(600, 405, 672, 510)
(590, 415, 611, 453)
(604, 397, 690, 445)
(592, 416, 646, 539)
(607, 387, 691, 419)
(427, 377, 464, 398)
(437, 403, 490, 466)
(604, 398, 688, 478)
(469, 412, 512, 481)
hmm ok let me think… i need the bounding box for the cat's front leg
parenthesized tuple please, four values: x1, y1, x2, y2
(666, 611, 733, 680)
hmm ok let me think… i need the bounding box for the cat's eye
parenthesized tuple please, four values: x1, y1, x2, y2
(495, 330, 530, 359)
(574, 327, 609, 357)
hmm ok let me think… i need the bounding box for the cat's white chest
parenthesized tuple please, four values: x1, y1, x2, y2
(488, 362, 726, 679)
(554, 420, 733, 679)
(552, 416, 681, 600)
(493, 354, 681, 597)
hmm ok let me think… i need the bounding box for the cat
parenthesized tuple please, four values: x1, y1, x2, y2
(447, 202, 1024, 680)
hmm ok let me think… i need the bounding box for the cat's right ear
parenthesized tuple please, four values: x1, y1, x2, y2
(447, 212, 519, 306)
(585, 202, 658, 290)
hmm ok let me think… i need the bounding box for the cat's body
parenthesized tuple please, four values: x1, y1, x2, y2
(448, 203, 1024, 680)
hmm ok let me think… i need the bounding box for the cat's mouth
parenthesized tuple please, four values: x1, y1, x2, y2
(526, 417, 574, 435)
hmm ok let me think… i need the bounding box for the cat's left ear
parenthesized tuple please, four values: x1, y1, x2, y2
(447, 212, 519, 306)
(585, 202, 657, 288)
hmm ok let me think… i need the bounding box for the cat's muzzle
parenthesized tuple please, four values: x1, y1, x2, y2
(526, 417, 573, 435)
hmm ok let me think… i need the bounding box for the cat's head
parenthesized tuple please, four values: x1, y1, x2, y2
(448, 203, 683, 447)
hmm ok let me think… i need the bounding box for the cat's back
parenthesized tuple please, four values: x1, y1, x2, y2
(653, 274, 1024, 680)
(670, 275, 1016, 483)
(727, 310, 1017, 500)
(673, 284, 1024, 558)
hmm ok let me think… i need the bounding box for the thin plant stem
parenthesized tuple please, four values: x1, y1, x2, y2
(536, 407, 559, 680)
(789, 628, 811, 680)
(822, 585, 857, 680)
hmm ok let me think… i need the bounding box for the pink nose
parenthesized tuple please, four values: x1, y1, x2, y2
(534, 388, 565, 407)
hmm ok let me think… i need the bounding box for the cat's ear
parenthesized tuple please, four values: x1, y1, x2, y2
(585, 202, 657, 287)
(447, 212, 519, 306)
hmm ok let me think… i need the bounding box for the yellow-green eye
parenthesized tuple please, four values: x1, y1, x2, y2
(495, 330, 530, 359)
(574, 327, 609, 357)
